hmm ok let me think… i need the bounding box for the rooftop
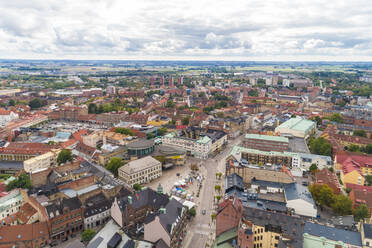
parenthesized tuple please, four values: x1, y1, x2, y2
(276, 117, 315, 133)
(245, 133, 289, 143)
(119, 156, 161, 174)
(304, 222, 362, 246)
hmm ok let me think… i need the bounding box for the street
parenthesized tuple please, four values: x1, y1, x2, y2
(182, 135, 243, 248)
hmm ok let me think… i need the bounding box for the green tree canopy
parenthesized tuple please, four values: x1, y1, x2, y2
(106, 157, 124, 176)
(82, 229, 96, 242)
(6, 173, 32, 191)
(133, 183, 142, 191)
(327, 113, 344, 123)
(309, 164, 318, 174)
(331, 195, 353, 216)
(308, 137, 333, 156)
(353, 204, 370, 221)
(57, 149, 73, 165)
(114, 127, 134, 136)
(353, 130, 367, 138)
(182, 116, 190, 125)
(28, 98, 45, 110)
(8, 99, 15, 106)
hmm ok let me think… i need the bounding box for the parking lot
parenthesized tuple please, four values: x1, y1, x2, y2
(289, 137, 310, 153)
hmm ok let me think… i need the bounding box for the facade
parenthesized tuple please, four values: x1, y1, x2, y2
(45, 197, 84, 242)
(144, 199, 187, 248)
(162, 132, 211, 159)
(23, 149, 60, 173)
(111, 188, 169, 231)
(84, 193, 111, 229)
(0, 222, 49, 248)
(275, 117, 316, 138)
(216, 197, 243, 236)
(0, 109, 19, 127)
(162, 128, 227, 159)
(0, 189, 24, 220)
(127, 139, 155, 158)
(118, 156, 162, 186)
(0, 142, 58, 162)
(243, 133, 289, 152)
(303, 222, 362, 248)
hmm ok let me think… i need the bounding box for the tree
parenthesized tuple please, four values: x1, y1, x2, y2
(309, 164, 318, 174)
(133, 183, 142, 191)
(88, 103, 97, 114)
(82, 229, 96, 242)
(214, 185, 221, 192)
(353, 204, 370, 221)
(365, 144, 372, 154)
(327, 113, 344, 123)
(182, 116, 190, 125)
(165, 99, 175, 108)
(318, 184, 335, 207)
(190, 163, 199, 171)
(28, 98, 44, 110)
(211, 213, 216, 222)
(57, 149, 73, 165)
(365, 175, 372, 186)
(248, 90, 258, 97)
(331, 195, 352, 216)
(106, 157, 124, 176)
(8, 99, 15, 106)
(114, 127, 134, 136)
(308, 137, 333, 156)
(353, 130, 367, 138)
(188, 208, 196, 217)
(157, 127, 168, 136)
(348, 144, 360, 152)
(6, 173, 32, 191)
(215, 195, 221, 202)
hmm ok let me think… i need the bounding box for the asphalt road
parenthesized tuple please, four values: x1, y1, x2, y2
(183, 135, 243, 248)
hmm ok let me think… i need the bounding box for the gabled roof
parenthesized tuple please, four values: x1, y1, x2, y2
(304, 222, 362, 246)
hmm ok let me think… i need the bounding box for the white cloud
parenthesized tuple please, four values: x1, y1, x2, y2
(0, 0, 372, 60)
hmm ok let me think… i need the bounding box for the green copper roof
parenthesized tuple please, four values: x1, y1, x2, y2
(277, 118, 315, 133)
(245, 133, 289, 143)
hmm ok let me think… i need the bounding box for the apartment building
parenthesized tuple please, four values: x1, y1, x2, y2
(23, 149, 60, 173)
(0, 189, 24, 219)
(118, 156, 162, 187)
(243, 134, 289, 152)
(0, 142, 59, 161)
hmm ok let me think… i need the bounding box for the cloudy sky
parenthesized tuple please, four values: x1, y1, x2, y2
(1, 0, 372, 60)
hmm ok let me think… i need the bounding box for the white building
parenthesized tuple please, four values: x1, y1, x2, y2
(118, 156, 162, 186)
(0, 189, 23, 219)
(23, 149, 60, 173)
(275, 117, 316, 139)
(0, 109, 19, 127)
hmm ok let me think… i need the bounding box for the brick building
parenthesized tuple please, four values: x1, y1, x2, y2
(243, 134, 289, 152)
(216, 197, 243, 236)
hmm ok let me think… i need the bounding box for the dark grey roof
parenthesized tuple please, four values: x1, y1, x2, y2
(364, 224, 372, 239)
(117, 188, 169, 212)
(155, 239, 169, 248)
(244, 207, 305, 248)
(87, 237, 103, 248)
(159, 199, 184, 234)
(84, 193, 111, 218)
(107, 232, 122, 248)
(304, 222, 362, 246)
(284, 183, 315, 205)
(46, 197, 82, 218)
(0, 161, 23, 170)
(153, 145, 186, 157)
(225, 173, 244, 191)
(251, 179, 288, 188)
(127, 139, 154, 149)
(122, 240, 135, 248)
